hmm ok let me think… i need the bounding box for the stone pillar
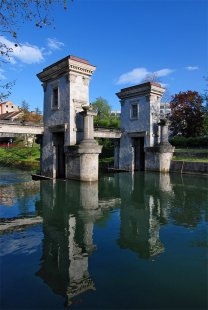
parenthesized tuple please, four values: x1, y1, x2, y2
(65, 106, 102, 181)
(159, 119, 169, 144)
(145, 119, 175, 173)
(81, 106, 95, 141)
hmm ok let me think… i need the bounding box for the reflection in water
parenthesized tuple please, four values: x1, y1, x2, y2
(117, 173, 175, 258)
(0, 181, 40, 219)
(15, 171, 207, 308)
(36, 180, 122, 306)
(36, 181, 96, 306)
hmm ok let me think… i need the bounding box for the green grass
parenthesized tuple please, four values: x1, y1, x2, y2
(0, 145, 40, 169)
(175, 148, 208, 153)
(172, 157, 208, 162)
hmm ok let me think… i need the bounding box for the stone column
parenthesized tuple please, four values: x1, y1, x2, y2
(159, 119, 169, 144)
(80, 106, 97, 144)
(82, 107, 94, 140)
(65, 106, 102, 181)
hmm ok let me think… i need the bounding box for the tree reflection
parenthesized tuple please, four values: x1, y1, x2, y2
(169, 174, 208, 228)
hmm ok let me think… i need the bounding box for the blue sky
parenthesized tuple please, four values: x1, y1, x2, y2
(0, 0, 207, 112)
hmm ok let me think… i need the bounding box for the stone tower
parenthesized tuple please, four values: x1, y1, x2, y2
(37, 55, 101, 180)
(116, 82, 166, 171)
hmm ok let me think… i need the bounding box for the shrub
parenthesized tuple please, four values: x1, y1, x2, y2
(170, 136, 208, 148)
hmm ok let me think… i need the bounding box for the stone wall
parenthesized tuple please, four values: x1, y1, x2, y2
(170, 160, 208, 175)
(174, 151, 208, 159)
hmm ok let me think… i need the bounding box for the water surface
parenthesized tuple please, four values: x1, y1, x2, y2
(0, 169, 207, 309)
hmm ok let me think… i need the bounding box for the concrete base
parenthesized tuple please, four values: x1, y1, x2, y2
(65, 141, 102, 181)
(145, 143, 175, 173)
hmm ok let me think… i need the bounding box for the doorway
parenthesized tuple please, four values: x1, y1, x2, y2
(53, 132, 65, 178)
(132, 137, 145, 171)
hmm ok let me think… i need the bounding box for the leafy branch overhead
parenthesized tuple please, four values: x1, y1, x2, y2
(0, 0, 72, 101)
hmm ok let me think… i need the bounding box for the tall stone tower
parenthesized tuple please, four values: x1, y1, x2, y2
(116, 82, 165, 171)
(37, 55, 101, 180)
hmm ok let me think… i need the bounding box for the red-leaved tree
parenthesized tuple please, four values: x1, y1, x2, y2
(169, 91, 205, 137)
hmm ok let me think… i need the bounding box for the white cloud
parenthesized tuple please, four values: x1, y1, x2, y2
(0, 36, 44, 64)
(117, 67, 174, 85)
(156, 68, 173, 77)
(160, 83, 168, 88)
(185, 66, 199, 71)
(47, 38, 64, 50)
(0, 69, 6, 80)
(117, 68, 149, 84)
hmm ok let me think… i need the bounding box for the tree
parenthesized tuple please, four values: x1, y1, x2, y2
(169, 91, 205, 137)
(20, 100, 43, 123)
(0, 0, 71, 101)
(91, 97, 120, 129)
(202, 76, 208, 135)
(35, 107, 42, 115)
(20, 99, 30, 122)
(91, 97, 111, 121)
(21, 99, 29, 111)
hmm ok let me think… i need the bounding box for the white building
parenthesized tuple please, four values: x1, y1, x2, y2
(0, 101, 19, 115)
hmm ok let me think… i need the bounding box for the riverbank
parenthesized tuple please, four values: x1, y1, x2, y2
(0, 145, 40, 170)
(1, 146, 208, 175)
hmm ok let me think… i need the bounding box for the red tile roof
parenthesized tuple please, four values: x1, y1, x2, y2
(0, 111, 22, 120)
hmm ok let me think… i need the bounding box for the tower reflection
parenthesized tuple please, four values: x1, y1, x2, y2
(36, 178, 121, 306)
(36, 180, 99, 306)
(118, 172, 173, 259)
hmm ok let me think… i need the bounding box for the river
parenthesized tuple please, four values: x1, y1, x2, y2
(0, 167, 207, 309)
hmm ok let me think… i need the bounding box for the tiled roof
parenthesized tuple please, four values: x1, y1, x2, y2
(0, 111, 22, 120)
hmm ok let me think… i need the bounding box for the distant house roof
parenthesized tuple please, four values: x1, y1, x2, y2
(0, 111, 23, 121)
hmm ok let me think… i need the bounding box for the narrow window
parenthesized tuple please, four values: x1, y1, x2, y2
(52, 87, 59, 109)
(131, 104, 138, 119)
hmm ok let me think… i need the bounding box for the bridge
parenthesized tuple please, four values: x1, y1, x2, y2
(0, 121, 44, 136)
(0, 121, 121, 139)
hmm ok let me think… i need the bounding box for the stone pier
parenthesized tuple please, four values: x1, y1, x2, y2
(145, 119, 175, 172)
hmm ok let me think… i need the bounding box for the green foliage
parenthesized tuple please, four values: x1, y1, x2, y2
(97, 138, 115, 158)
(91, 97, 120, 128)
(169, 91, 205, 137)
(202, 112, 208, 135)
(95, 116, 120, 129)
(0, 145, 40, 169)
(92, 97, 111, 120)
(170, 136, 208, 148)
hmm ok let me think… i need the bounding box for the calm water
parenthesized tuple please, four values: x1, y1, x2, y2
(0, 167, 207, 309)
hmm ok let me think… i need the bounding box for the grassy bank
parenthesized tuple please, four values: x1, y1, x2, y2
(0, 146, 40, 170)
(173, 148, 208, 162)
(0, 146, 207, 171)
(174, 148, 208, 153)
(172, 157, 208, 162)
